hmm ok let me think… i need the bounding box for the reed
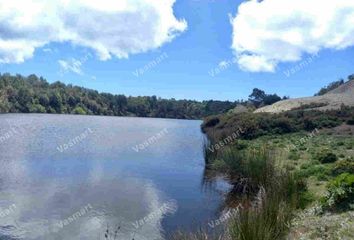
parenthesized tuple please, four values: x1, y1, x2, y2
(197, 145, 307, 240)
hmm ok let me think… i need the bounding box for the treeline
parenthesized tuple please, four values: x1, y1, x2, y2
(315, 74, 354, 96)
(0, 73, 240, 119)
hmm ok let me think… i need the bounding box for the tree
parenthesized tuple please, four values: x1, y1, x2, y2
(49, 92, 63, 113)
(315, 79, 345, 96)
(72, 106, 87, 115)
(263, 94, 281, 105)
(249, 88, 281, 108)
(249, 88, 266, 107)
(0, 73, 243, 119)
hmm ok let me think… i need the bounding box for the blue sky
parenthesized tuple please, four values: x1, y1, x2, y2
(1, 0, 354, 101)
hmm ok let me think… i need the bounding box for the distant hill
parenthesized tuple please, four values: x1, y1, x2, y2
(255, 78, 354, 113)
(0, 73, 238, 119)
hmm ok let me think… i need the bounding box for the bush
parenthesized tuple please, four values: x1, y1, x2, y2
(203, 116, 220, 128)
(288, 150, 300, 161)
(347, 117, 354, 125)
(313, 116, 341, 128)
(316, 150, 337, 163)
(298, 164, 331, 181)
(320, 173, 354, 211)
(332, 160, 354, 175)
(72, 106, 87, 115)
(234, 141, 248, 150)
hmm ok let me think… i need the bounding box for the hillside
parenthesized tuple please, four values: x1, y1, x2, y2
(0, 73, 238, 119)
(255, 79, 354, 113)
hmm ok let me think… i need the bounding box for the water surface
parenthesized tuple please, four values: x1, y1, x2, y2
(0, 114, 230, 240)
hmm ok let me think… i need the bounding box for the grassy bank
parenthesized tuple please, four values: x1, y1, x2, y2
(177, 108, 354, 239)
(174, 146, 309, 240)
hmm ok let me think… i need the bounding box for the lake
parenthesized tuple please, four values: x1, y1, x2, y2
(0, 114, 230, 240)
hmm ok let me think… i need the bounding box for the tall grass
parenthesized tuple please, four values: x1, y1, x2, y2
(228, 171, 304, 240)
(203, 139, 217, 165)
(199, 145, 307, 240)
(214, 146, 278, 193)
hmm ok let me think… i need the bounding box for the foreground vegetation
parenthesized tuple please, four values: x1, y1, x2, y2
(182, 106, 354, 240)
(173, 146, 308, 240)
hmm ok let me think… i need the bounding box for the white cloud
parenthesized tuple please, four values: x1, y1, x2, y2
(231, 0, 354, 72)
(0, 0, 187, 63)
(58, 58, 83, 75)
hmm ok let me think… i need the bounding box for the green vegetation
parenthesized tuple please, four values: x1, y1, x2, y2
(181, 75, 354, 239)
(175, 146, 308, 240)
(206, 147, 308, 240)
(347, 117, 354, 125)
(227, 150, 307, 240)
(315, 149, 338, 164)
(314, 79, 345, 96)
(320, 173, 354, 212)
(248, 88, 285, 108)
(314, 74, 354, 96)
(0, 73, 239, 119)
(332, 159, 354, 175)
(198, 105, 354, 239)
(202, 106, 354, 141)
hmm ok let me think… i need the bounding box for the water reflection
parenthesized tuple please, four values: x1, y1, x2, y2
(0, 171, 168, 239)
(0, 114, 230, 239)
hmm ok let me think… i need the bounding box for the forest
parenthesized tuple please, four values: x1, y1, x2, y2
(0, 73, 242, 119)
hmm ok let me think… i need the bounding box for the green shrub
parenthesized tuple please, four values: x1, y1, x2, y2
(316, 150, 338, 163)
(332, 160, 354, 175)
(346, 142, 353, 149)
(298, 145, 307, 151)
(288, 150, 300, 161)
(203, 116, 220, 128)
(211, 159, 228, 171)
(285, 164, 296, 171)
(297, 190, 316, 209)
(235, 141, 248, 150)
(320, 173, 354, 211)
(298, 164, 331, 181)
(346, 117, 354, 125)
(72, 106, 87, 115)
(313, 116, 341, 128)
(29, 104, 46, 113)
